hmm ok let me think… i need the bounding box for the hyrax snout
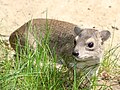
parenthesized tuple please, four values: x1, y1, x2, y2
(9, 18, 110, 74)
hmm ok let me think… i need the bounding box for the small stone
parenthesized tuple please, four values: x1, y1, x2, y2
(111, 26, 119, 30)
(88, 8, 90, 10)
(108, 6, 112, 8)
(101, 71, 111, 80)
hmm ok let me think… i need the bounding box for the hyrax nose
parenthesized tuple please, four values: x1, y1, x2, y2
(72, 51, 79, 57)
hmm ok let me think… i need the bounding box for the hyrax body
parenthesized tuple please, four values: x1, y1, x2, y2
(9, 18, 110, 75)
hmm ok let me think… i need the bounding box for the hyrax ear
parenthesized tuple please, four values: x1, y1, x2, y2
(100, 30, 111, 42)
(74, 26, 82, 35)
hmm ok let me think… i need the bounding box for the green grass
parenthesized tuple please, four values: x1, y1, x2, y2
(0, 22, 120, 90)
(101, 44, 120, 74)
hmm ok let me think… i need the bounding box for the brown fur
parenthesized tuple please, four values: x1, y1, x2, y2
(9, 19, 76, 58)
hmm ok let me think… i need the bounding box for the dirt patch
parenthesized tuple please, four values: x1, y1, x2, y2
(0, 1, 120, 45)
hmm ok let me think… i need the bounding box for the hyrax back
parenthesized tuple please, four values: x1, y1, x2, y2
(9, 19, 76, 56)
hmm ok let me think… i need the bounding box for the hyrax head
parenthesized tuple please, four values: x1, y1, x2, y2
(72, 27, 111, 61)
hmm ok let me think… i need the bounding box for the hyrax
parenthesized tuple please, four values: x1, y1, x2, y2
(9, 18, 110, 75)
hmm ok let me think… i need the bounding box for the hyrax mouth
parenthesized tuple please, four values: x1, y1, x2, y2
(73, 55, 100, 62)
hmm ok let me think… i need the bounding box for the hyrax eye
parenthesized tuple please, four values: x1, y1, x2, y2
(87, 42, 94, 48)
(74, 40, 77, 45)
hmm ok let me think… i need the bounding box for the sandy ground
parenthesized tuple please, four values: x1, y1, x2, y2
(0, 0, 120, 89)
(0, 0, 120, 46)
(0, 0, 120, 49)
